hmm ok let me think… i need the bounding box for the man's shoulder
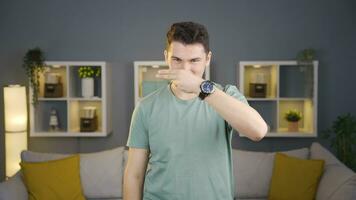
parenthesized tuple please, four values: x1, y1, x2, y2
(214, 82, 223, 90)
(138, 85, 168, 107)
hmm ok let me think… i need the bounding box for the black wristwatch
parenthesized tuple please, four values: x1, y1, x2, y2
(198, 80, 215, 100)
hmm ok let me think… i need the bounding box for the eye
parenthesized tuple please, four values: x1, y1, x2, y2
(172, 58, 181, 62)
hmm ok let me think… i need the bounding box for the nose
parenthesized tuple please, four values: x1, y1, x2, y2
(182, 61, 191, 70)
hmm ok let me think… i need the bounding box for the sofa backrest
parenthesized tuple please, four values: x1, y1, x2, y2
(231, 147, 309, 199)
(123, 147, 312, 199)
(21, 147, 125, 199)
(19, 143, 356, 200)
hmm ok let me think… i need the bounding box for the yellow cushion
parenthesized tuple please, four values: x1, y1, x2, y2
(268, 153, 325, 200)
(20, 155, 85, 200)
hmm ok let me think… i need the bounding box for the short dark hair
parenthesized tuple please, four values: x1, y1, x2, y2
(166, 21, 210, 54)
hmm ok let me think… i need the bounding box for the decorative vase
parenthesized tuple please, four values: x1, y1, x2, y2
(81, 77, 94, 98)
(288, 121, 299, 132)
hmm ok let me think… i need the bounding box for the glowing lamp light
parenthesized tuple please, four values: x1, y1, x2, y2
(3, 84, 28, 177)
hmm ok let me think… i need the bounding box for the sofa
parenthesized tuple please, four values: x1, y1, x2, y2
(0, 142, 355, 200)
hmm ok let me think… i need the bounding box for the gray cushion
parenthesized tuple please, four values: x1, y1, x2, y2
(232, 147, 309, 198)
(310, 142, 356, 200)
(123, 150, 128, 169)
(21, 146, 125, 199)
(236, 198, 267, 200)
(87, 199, 122, 200)
(0, 171, 28, 200)
(86, 198, 122, 200)
(21, 150, 68, 162)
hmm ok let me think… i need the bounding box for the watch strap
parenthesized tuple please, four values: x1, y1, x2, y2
(198, 91, 209, 100)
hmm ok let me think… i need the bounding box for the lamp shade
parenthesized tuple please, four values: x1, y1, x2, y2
(3, 84, 28, 177)
(5, 131, 27, 177)
(4, 85, 27, 132)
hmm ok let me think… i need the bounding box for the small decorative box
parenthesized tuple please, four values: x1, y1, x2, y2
(44, 72, 63, 98)
(80, 106, 98, 132)
(249, 83, 267, 98)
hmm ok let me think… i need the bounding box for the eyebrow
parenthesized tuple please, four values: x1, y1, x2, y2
(171, 56, 202, 61)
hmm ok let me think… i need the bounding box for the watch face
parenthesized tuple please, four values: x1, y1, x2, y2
(202, 81, 214, 93)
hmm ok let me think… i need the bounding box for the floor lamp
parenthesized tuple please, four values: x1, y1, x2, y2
(3, 84, 28, 178)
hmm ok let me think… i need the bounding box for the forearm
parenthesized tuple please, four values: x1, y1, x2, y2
(123, 173, 144, 200)
(204, 88, 268, 141)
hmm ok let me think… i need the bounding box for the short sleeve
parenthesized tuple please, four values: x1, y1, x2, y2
(224, 84, 249, 105)
(126, 102, 149, 149)
(223, 84, 249, 134)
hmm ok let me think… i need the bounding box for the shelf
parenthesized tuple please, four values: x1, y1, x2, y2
(246, 98, 277, 101)
(38, 97, 103, 101)
(241, 64, 277, 99)
(33, 101, 67, 133)
(69, 65, 102, 98)
(135, 62, 169, 104)
(239, 61, 318, 138)
(30, 61, 112, 137)
(38, 65, 67, 98)
(248, 101, 277, 132)
(69, 97, 102, 101)
(30, 132, 107, 137)
(278, 99, 315, 134)
(38, 97, 67, 101)
(279, 65, 314, 98)
(279, 97, 311, 101)
(69, 100, 103, 133)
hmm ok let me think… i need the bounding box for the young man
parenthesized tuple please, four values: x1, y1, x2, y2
(124, 22, 268, 200)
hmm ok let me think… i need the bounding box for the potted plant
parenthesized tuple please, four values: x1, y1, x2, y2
(78, 66, 100, 98)
(322, 113, 356, 171)
(297, 48, 316, 98)
(284, 110, 302, 132)
(22, 47, 46, 106)
(296, 48, 316, 66)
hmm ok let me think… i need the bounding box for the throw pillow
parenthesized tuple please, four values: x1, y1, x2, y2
(20, 155, 85, 200)
(268, 153, 324, 200)
(232, 147, 309, 198)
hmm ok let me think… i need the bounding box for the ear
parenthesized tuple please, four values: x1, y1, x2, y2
(206, 51, 212, 67)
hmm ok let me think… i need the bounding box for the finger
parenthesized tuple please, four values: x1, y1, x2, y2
(156, 74, 177, 80)
(158, 69, 178, 74)
(157, 69, 170, 74)
(172, 80, 180, 87)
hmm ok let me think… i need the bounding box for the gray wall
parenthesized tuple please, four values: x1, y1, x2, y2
(0, 0, 355, 180)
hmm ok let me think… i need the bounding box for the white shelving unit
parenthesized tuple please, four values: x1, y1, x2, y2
(239, 61, 318, 138)
(134, 61, 210, 106)
(29, 61, 112, 137)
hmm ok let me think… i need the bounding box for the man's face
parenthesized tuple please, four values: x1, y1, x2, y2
(164, 41, 211, 78)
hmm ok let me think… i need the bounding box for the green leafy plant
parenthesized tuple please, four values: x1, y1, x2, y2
(297, 48, 316, 65)
(284, 110, 302, 122)
(22, 47, 46, 106)
(78, 66, 100, 78)
(322, 113, 356, 171)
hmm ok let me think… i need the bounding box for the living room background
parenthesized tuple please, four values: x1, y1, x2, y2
(0, 0, 355, 181)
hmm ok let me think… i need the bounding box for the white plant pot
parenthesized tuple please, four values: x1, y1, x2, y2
(82, 78, 94, 98)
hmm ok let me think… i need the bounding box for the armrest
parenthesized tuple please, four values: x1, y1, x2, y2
(0, 171, 28, 200)
(316, 165, 356, 200)
(311, 142, 356, 200)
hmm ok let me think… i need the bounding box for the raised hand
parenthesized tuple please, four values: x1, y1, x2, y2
(156, 69, 204, 94)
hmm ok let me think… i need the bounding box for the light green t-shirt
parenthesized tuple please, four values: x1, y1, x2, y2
(126, 83, 248, 200)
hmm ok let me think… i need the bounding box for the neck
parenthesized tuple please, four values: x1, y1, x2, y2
(170, 81, 198, 100)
